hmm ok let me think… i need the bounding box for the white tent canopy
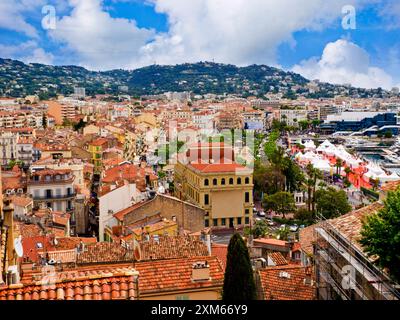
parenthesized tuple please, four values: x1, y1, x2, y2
(312, 158, 331, 172)
(303, 140, 316, 151)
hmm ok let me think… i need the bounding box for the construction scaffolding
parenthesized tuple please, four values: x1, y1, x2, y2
(314, 216, 400, 300)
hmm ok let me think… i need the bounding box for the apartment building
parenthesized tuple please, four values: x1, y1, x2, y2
(217, 112, 243, 130)
(16, 136, 34, 167)
(242, 110, 266, 131)
(27, 169, 75, 214)
(279, 108, 308, 127)
(174, 143, 253, 228)
(88, 137, 109, 173)
(0, 132, 17, 166)
(0, 111, 29, 129)
(45, 101, 76, 125)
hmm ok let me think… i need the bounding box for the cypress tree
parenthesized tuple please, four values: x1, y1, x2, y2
(222, 233, 256, 300)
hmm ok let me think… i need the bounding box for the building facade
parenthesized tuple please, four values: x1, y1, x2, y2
(174, 143, 253, 228)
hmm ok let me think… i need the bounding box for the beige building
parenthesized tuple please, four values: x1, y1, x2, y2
(279, 108, 308, 126)
(174, 143, 254, 228)
(0, 131, 17, 166)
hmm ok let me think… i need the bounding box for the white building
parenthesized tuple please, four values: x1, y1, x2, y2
(98, 183, 142, 242)
(27, 169, 75, 214)
(279, 108, 308, 127)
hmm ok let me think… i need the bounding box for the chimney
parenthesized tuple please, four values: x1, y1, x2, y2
(191, 261, 210, 282)
(304, 266, 313, 286)
(206, 234, 211, 256)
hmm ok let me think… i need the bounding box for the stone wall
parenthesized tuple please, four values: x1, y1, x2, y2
(123, 194, 205, 232)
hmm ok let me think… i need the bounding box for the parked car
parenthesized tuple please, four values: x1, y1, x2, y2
(279, 224, 286, 230)
(257, 211, 266, 217)
(289, 224, 299, 232)
(266, 219, 275, 226)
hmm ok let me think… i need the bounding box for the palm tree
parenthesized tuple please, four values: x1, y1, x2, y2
(344, 167, 352, 179)
(305, 163, 323, 214)
(335, 158, 343, 175)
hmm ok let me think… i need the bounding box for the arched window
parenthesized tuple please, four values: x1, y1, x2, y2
(245, 177, 250, 184)
(229, 178, 234, 185)
(213, 178, 218, 186)
(237, 177, 242, 185)
(204, 179, 209, 186)
(221, 178, 226, 185)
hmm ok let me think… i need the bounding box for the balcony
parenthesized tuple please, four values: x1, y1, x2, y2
(33, 192, 77, 201)
(29, 176, 75, 185)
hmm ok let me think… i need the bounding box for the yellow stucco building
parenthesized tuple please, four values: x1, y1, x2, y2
(174, 143, 254, 228)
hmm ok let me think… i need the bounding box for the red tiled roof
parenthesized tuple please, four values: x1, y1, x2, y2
(139, 236, 209, 261)
(328, 202, 384, 253)
(30, 169, 71, 179)
(55, 237, 97, 251)
(18, 223, 43, 239)
(188, 162, 249, 173)
(268, 252, 288, 266)
(7, 195, 32, 207)
(299, 225, 318, 256)
(0, 269, 138, 300)
(253, 238, 288, 247)
(211, 243, 228, 270)
(134, 256, 224, 295)
(90, 137, 109, 147)
(259, 265, 315, 300)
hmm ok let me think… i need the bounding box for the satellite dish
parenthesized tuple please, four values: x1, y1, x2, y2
(14, 236, 24, 258)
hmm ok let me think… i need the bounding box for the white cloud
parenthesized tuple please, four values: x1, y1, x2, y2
(0, 40, 54, 64)
(292, 39, 396, 89)
(49, 0, 155, 70)
(0, 0, 48, 38)
(46, 0, 375, 70)
(142, 0, 358, 66)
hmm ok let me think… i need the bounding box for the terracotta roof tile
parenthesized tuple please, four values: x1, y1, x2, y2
(134, 256, 224, 295)
(259, 265, 315, 300)
(268, 252, 288, 266)
(211, 243, 228, 270)
(299, 225, 318, 256)
(328, 202, 384, 252)
(0, 269, 138, 300)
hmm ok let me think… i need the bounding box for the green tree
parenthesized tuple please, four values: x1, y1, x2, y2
(250, 220, 269, 238)
(222, 233, 256, 301)
(283, 158, 304, 192)
(263, 191, 296, 219)
(73, 118, 86, 131)
(304, 163, 322, 213)
(360, 188, 400, 282)
(276, 226, 290, 241)
(335, 158, 343, 175)
(294, 208, 314, 224)
(42, 113, 48, 129)
(315, 187, 352, 219)
(370, 178, 380, 191)
(298, 120, 310, 131)
(344, 167, 352, 179)
(384, 131, 393, 139)
(62, 118, 73, 127)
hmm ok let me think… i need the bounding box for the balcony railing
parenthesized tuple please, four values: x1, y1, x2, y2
(33, 192, 77, 200)
(29, 176, 75, 184)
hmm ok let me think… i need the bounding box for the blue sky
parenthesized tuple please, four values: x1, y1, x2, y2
(0, 0, 400, 89)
